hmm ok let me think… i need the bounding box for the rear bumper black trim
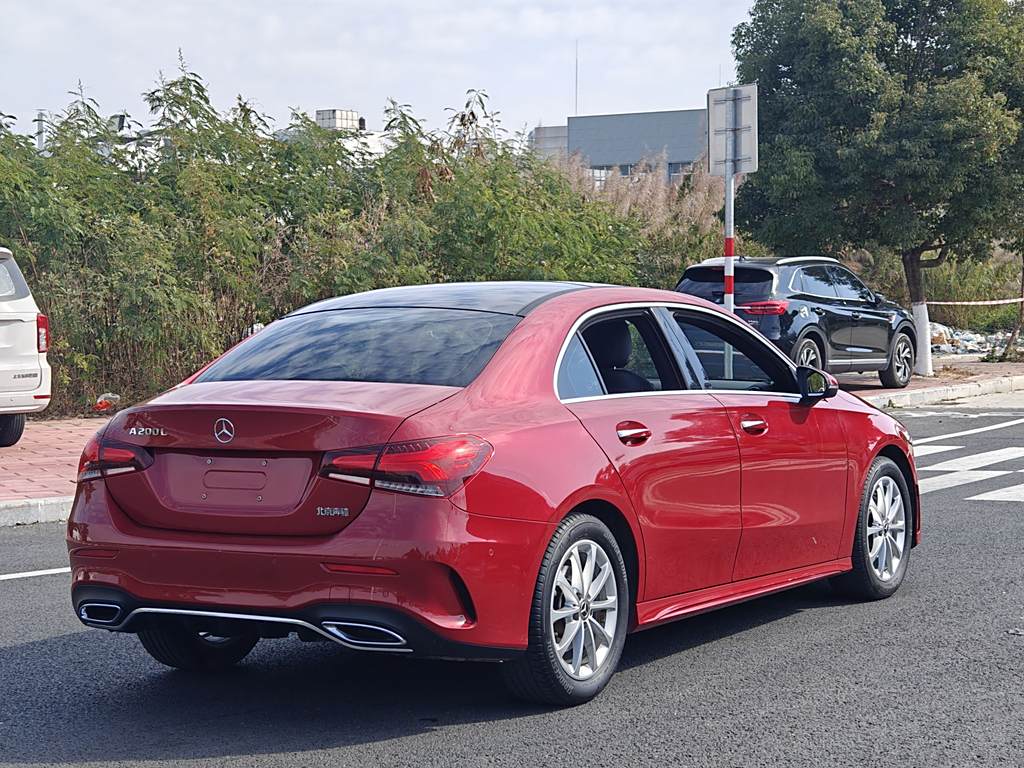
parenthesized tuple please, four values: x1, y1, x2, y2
(72, 585, 520, 661)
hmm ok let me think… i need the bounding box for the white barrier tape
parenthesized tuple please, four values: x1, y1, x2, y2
(927, 297, 1024, 306)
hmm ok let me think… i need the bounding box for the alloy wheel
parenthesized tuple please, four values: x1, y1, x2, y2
(797, 340, 821, 368)
(893, 337, 913, 384)
(549, 539, 619, 680)
(866, 476, 906, 582)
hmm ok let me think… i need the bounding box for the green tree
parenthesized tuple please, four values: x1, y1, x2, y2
(734, 0, 1024, 371)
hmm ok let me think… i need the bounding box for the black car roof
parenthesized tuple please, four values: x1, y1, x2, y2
(291, 281, 603, 317)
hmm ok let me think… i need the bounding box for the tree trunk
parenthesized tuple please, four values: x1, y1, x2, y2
(999, 252, 1024, 362)
(901, 248, 934, 376)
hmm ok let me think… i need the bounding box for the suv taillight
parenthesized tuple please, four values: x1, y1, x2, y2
(36, 314, 49, 353)
(738, 300, 789, 316)
(320, 436, 493, 498)
(77, 434, 154, 483)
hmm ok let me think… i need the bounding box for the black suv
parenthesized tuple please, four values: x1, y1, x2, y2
(675, 256, 917, 388)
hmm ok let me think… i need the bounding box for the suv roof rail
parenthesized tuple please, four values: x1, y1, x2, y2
(774, 256, 841, 265)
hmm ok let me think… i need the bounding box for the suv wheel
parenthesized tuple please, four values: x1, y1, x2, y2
(794, 337, 824, 370)
(880, 332, 914, 388)
(0, 414, 26, 447)
(501, 513, 629, 706)
(138, 620, 259, 671)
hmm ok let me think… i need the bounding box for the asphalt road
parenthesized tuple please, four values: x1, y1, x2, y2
(2, 396, 1022, 767)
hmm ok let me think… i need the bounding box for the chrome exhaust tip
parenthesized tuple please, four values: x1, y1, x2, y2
(321, 621, 407, 649)
(78, 602, 123, 625)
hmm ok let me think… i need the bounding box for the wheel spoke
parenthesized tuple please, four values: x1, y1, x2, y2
(588, 562, 612, 601)
(557, 618, 581, 653)
(555, 576, 579, 606)
(583, 620, 597, 671)
(889, 520, 906, 532)
(551, 605, 577, 621)
(868, 534, 884, 560)
(888, 533, 903, 561)
(582, 542, 596, 596)
(569, 549, 584, 593)
(571, 620, 585, 674)
(867, 523, 884, 536)
(590, 597, 617, 611)
(589, 617, 613, 645)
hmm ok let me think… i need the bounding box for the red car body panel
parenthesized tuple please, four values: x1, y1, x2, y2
(68, 284, 920, 655)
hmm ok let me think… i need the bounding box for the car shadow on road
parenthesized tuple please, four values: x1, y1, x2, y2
(0, 581, 845, 764)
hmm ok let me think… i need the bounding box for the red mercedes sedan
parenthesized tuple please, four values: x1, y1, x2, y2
(68, 282, 920, 705)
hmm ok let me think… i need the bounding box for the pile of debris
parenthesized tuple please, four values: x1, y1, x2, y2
(930, 322, 1022, 355)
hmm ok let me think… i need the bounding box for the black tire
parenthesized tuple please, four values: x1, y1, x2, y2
(0, 414, 26, 447)
(879, 332, 915, 388)
(138, 620, 258, 671)
(831, 456, 912, 600)
(793, 335, 825, 370)
(501, 513, 629, 706)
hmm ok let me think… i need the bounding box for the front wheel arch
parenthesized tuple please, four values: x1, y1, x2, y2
(876, 444, 917, 548)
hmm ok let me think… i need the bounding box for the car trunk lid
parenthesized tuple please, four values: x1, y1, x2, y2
(101, 380, 459, 536)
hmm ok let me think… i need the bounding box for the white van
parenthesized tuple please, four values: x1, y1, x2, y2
(0, 247, 51, 446)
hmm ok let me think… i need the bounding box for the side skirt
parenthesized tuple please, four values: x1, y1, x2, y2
(634, 557, 852, 630)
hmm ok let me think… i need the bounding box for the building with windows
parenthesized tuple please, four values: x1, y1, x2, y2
(528, 108, 707, 181)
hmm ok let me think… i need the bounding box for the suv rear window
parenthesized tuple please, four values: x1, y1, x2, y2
(0, 258, 30, 300)
(197, 308, 520, 387)
(677, 266, 773, 305)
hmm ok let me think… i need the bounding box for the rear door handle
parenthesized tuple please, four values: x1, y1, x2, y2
(616, 421, 652, 446)
(851, 312, 861, 320)
(813, 307, 825, 316)
(739, 414, 768, 436)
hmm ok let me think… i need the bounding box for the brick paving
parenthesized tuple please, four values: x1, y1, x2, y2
(0, 418, 107, 502)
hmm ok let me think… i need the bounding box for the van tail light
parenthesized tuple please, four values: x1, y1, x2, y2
(321, 436, 493, 498)
(77, 435, 154, 483)
(738, 300, 789, 316)
(36, 314, 50, 353)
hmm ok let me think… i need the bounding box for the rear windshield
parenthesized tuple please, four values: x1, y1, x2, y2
(0, 258, 30, 300)
(197, 307, 520, 387)
(677, 266, 773, 305)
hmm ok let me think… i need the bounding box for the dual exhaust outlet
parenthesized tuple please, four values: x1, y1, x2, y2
(77, 602, 409, 652)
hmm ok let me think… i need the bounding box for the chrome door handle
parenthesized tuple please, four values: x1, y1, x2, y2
(739, 415, 768, 435)
(616, 422, 652, 445)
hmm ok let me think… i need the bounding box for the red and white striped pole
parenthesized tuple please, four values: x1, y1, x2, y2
(723, 154, 736, 313)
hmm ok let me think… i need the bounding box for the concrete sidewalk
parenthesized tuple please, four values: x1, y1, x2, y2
(1, 359, 1022, 526)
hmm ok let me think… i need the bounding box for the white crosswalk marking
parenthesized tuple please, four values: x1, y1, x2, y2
(913, 445, 963, 458)
(967, 484, 1024, 502)
(919, 447, 1024, 472)
(919, 470, 1010, 495)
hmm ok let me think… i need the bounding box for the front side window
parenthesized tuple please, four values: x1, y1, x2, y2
(672, 311, 795, 393)
(197, 308, 519, 388)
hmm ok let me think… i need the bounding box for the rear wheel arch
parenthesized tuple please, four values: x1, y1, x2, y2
(794, 328, 827, 367)
(560, 499, 641, 622)
(894, 323, 917, 355)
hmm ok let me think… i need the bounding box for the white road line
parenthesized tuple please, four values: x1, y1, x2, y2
(915, 418, 1024, 445)
(913, 444, 963, 458)
(918, 447, 1024, 472)
(0, 566, 70, 582)
(968, 483, 1024, 502)
(919, 470, 1009, 495)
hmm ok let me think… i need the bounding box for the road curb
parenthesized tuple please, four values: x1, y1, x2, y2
(861, 374, 1024, 409)
(0, 496, 74, 527)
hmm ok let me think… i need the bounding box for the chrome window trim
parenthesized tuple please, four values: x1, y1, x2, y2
(552, 301, 800, 404)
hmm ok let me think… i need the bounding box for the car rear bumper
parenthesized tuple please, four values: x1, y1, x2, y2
(0, 360, 51, 414)
(67, 482, 552, 656)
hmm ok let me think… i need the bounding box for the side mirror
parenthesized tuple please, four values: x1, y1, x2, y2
(873, 291, 886, 304)
(796, 365, 839, 403)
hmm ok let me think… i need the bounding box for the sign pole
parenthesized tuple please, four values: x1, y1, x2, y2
(723, 169, 735, 314)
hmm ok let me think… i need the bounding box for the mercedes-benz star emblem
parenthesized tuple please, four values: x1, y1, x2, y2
(213, 418, 235, 444)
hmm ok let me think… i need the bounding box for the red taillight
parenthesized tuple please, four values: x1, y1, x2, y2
(738, 300, 789, 316)
(321, 436, 493, 498)
(77, 435, 153, 483)
(36, 314, 49, 353)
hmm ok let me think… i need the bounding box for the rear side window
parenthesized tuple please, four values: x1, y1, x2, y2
(197, 308, 519, 387)
(677, 266, 774, 305)
(557, 334, 605, 399)
(578, 312, 681, 395)
(0, 259, 30, 300)
(795, 266, 838, 298)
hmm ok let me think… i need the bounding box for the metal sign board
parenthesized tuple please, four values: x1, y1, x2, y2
(707, 83, 758, 177)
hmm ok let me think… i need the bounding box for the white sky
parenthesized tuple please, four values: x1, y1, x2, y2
(1, 0, 752, 136)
